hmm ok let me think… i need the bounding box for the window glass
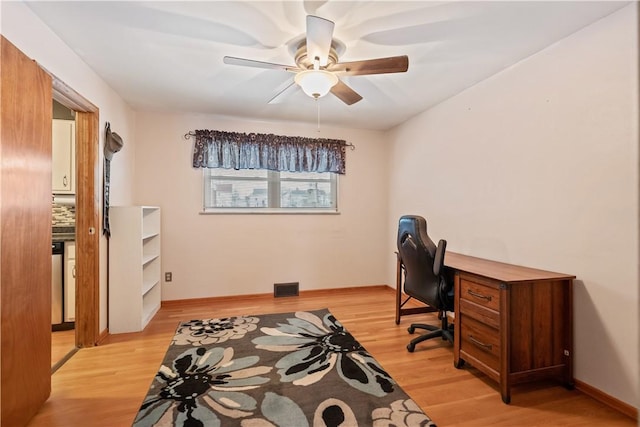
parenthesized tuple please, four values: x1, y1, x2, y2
(203, 169, 337, 212)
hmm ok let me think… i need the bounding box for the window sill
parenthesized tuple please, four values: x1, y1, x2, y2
(200, 208, 340, 215)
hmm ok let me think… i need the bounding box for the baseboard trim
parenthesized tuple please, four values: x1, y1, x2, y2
(161, 285, 393, 308)
(574, 379, 638, 420)
(96, 328, 110, 345)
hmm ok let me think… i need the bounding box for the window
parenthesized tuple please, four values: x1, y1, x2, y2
(203, 169, 338, 213)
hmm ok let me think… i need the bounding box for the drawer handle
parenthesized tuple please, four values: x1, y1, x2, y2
(469, 335, 493, 350)
(468, 289, 492, 301)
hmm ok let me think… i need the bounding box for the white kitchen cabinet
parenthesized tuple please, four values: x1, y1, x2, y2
(108, 206, 161, 333)
(52, 119, 75, 194)
(64, 241, 76, 322)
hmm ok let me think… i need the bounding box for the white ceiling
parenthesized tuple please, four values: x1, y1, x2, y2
(27, 1, 629, 130)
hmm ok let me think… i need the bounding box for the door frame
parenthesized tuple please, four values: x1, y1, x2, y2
(50, 75, 101, 347)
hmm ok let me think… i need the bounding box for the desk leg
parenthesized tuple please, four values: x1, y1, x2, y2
(562, 279, 574, 390)
(500, 286, 511, 404)
(453, 272, 465, 369)
(501, 389, 511, 404)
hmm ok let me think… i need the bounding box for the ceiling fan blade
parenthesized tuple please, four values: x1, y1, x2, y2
(223, 56, 300, 72)
(268, 80, 298, 104)
(328, 55, 409, 76)
(304, 1, 329, 15)
(330, 80, 363, 105)
(306, 15, 334, 66)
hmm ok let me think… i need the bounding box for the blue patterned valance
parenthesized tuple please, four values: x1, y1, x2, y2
(191, 130, 348, 175)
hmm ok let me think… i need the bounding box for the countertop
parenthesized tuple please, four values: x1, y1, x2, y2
(52, 226, 75, 242)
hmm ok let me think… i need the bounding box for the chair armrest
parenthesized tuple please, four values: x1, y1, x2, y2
(433, 239, 447, 276)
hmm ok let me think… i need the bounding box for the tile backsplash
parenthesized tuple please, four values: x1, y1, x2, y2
(52, 203, 75, 226)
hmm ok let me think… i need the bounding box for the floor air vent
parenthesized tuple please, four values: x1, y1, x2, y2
(274, 282, 299, 298)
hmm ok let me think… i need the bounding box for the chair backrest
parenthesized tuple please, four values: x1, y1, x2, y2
(397, 215, 450, 309)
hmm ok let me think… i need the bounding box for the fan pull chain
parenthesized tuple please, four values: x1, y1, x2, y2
(316, 98, 321, 132)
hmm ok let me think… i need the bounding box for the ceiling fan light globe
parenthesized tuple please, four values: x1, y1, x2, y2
(294, 70, 338, 99)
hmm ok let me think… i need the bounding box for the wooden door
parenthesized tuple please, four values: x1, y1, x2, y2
(74, 111, 100, 347)
(0, 36, 53, 426)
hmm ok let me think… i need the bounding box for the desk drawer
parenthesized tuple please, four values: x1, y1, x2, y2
(459, 298, 500, 329)
(460, 315, 500, 371)
(460, 278, 500, 311)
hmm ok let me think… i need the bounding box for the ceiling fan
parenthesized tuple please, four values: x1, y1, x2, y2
(223, 15, 409, 105)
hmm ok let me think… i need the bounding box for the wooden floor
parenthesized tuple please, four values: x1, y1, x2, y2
(29, 286, 634, 426)
(51, 329, 76, 369)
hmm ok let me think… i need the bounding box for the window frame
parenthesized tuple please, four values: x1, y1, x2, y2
(201, 169, 339, 214)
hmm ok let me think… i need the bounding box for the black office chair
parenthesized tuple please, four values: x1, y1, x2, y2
(397, 215, 454, 352)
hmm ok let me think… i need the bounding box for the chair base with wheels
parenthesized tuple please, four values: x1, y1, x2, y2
(406, 311, 454, 353)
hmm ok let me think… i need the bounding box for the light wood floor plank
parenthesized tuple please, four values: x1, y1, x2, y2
(28, 286, 635, 426)
(51, 330, 75, 369)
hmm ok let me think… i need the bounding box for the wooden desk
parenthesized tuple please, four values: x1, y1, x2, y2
(446, 252, 575, 403)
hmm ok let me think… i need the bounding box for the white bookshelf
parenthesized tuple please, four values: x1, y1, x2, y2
(108, 206, 161, 333)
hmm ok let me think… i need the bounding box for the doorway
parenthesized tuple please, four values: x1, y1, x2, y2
(51, 100, 77, 369)
(50, 74, 101, 358)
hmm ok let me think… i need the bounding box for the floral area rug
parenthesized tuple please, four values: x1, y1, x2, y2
(133, 308, 436, 427)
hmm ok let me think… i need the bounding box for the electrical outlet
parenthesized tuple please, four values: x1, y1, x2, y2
(165, 272, 172, 282)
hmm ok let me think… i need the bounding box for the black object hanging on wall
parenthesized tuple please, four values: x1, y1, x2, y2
(103, 122, 123, 237)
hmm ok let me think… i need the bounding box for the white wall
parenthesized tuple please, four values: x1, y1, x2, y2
(0, 2, 137, 332)
(387, 4, 638, 407)
(134, 112, 389, 300)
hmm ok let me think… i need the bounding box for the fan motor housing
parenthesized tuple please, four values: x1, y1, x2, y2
(295, 44, 340, 70)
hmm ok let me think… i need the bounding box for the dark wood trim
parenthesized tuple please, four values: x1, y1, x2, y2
(75, 111, 100, 347)
(575, 379, 638, 420)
